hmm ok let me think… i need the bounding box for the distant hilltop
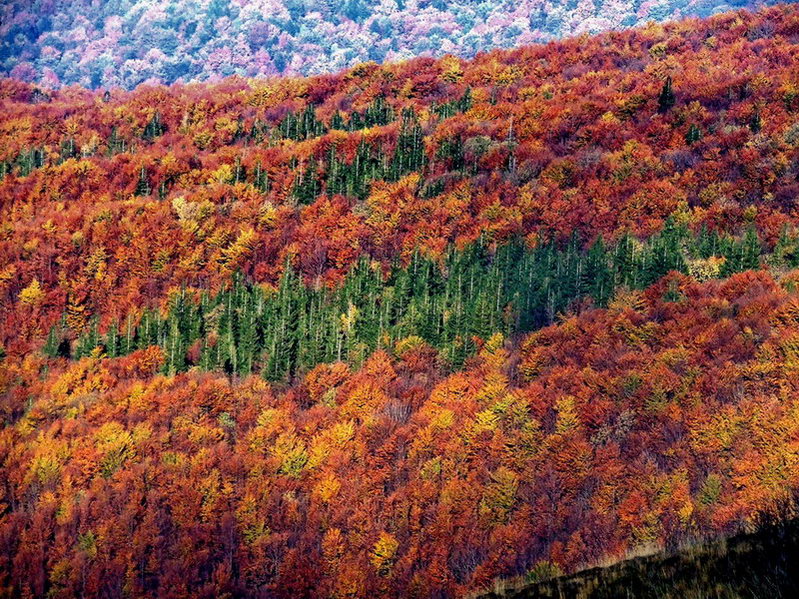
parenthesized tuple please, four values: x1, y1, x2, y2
(0, 0, 786, 89)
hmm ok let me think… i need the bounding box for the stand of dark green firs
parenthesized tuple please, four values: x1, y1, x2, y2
(45, 220, 774, 382)
(29, 79, 790, 382)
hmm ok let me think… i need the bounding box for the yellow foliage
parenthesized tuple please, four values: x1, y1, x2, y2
(687, 256, 725, 282)
(172, 196, 214, 233)
(193, 130, 214, 149)
(420, 456, 442, 480)
(274, 432, 308, 477)
(219, 227, 257, 269)
(476, 372, 508, 404)
(314, 473, 341, 504)
(480, 332, 507, 369)
(26, 441, 69, 487)
(50, 358, 108, 401)
(394, 335, 425, 358)
(19, 278, 45, 306)
(0, 264, 17, 285)
(555, 396, 580, 435)
(214, 115, 240, 136)
(339, 302, 358, 335)
(649, 42, 668, 59)
(440, 55, 464, 83)
(479, 467, 519, 524)
(330, 420, 356, 446)
(371, 531, 399, 575)
(259, 200, 278, 227)
(609, 287, 648, 313)
(84, 247, 108, 281)
(428, 408, 454, 431)
(209, 163, 234, 184)
(94, 421, 134, 478)
(468, 409, 499, 442)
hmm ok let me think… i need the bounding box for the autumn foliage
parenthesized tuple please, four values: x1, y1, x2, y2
(2, 6, 799, 363)
(3, 5, 799, 598)
(2, 271, 799, 598)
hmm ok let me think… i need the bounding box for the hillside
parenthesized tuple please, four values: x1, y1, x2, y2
(5, 270, 799, 598)
(3, 5, 799, 366)
(1, 0, 782, 88)
(2, 5, 799, 598)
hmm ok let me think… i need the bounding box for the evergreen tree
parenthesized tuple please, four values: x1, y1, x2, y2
(43, 320, 65, 358)
(742, 227, 762, 270)
(292, 157, 320, 204)
(750, 109, 763, 134)
(48, 228, 767, 378)
(585, 236, 613, 307)
(389, 108, 426, 180)
(685, 123, 702, 144)
(104, 321, 120, 358)
(459, 87, 473, 112)
(143, 111, 165, 141)
(364, 95, 394, 127)
(658, 76, 676, 113)
(330, 111, 347, 130)
(135, 166, 151, 196)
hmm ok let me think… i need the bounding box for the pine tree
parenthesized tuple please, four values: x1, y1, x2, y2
(107, 126, 125, 156)
(143, 111, 165, 141)
(135, 166, 151, 196)
(389, 108, 425, 180)
(330, 111, 347, 130)
(742, 227, 762, 270)
(293, 157, 320, 204)
(364, 95, 394, 127)
(459, 87, 473, 112)
(750, 109, 763, 134)
(253, 161, 269, 193)
(658, 76, 676, 113)
(164, 313, 186, 375)
(613, 233, 638, 288)
(43, 321, 64, 358)
(685, 123, 702, 144)
(586, 236, 613, 307)
(104, 321, 120, 358)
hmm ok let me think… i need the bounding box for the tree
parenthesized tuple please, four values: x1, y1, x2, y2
(750, 109, 763, 133)
(19, 279, 45, 307)
(685, 123, 702, 144)
(371, 532, 399, 576)
(658, 76, 676, 113)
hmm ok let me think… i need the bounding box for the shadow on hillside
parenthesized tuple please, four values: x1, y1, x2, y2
(481, 518, 799, 599)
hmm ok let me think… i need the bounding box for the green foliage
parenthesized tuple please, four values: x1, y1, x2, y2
(388, 108, 426, 181)
(63, 225, 771, 380)
(432, 87, 473, 120)
(143, 111, 165, 141)
(699, 473, 723, 506)
(658, 76, 676, 113)
(279, 104, 327, 141)
(685, 123, 702, 144)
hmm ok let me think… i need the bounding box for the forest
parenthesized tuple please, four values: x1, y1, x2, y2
(3, 4, 799, 598)
(2, 0, 777, 89)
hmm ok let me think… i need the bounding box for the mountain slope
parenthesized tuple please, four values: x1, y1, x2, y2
(2, 6, 799, 363)
(3, 5, 799, 599)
